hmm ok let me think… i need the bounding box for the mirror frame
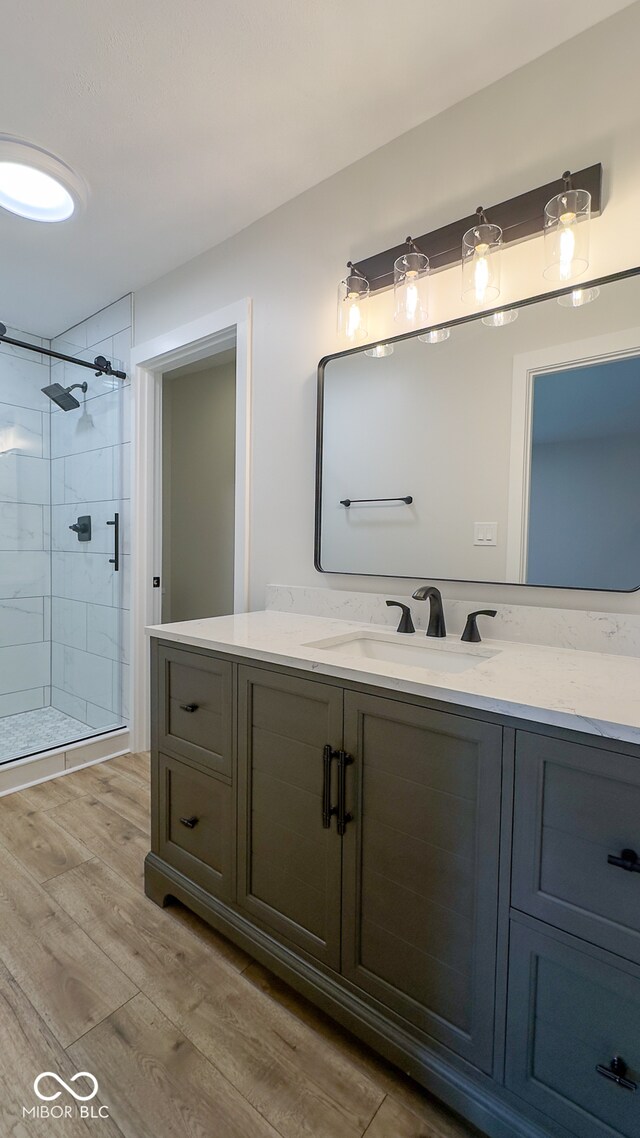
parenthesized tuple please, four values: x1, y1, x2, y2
(314, 265, 640, 591)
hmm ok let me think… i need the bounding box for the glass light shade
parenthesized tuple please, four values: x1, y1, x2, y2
(337, 270, 369, 343)
(364, 342, 394, 358)
(543, 187, 591, 282)
(481, 308, 518, 327)
(418, 327, 450, 344)
(394, 251, 429, 328)
(462, 222, 502, 305)
(557, 285, 600, 308)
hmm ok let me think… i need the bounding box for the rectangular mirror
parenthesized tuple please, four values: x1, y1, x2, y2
(315, 268, 640, 591)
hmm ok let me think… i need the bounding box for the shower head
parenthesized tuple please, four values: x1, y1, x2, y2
(41, 381, 88, 411)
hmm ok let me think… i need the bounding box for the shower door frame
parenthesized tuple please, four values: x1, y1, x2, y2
(129, 298, 252, 753)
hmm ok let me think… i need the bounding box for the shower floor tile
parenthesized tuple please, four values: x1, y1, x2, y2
(0, 706, 96, 764)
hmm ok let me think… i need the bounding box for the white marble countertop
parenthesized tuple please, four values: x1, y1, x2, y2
(147, 610, 640, 746)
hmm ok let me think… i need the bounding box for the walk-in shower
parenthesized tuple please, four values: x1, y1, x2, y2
(0, 309, 130, 765)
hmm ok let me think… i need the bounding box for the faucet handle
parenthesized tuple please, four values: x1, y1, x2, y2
(461, 609, 497, 644)
(386, 600, 415, 634)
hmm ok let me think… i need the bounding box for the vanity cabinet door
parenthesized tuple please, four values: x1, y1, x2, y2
(154, 642, 233, 779)
(506, 918, 640, 1138)
(153, 752, 233, 901)
(341, 691, 502, 1074)
(512, 732, 640, 965)
(237, 666, 343, 970)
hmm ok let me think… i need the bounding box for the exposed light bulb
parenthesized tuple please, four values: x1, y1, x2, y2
(482, 309, 518, 328)
(474, 245, 490, 304)
(346, 299, 362, 340)
(405, 281, 418, 321)
(558, 214, 576, 280)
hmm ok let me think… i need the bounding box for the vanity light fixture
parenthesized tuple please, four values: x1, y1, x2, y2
(337, 264, 369, 344)
(482, 309, 519, 327)
(557, 286, 600, 308)
(365, 342, 394, 357)
(394, 241, 429, 329)
(462, 207, 502, 306)
(543, 172, 591, 282)
(418, 327, 450, 344)
(0, 135, 86, 222)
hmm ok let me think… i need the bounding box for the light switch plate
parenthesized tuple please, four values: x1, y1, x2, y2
(474, 522, 497, 546)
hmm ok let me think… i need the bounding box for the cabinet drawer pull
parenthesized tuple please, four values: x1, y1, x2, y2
(337, 749, 353, 836)
(322, 744, 337, 829)
(596, 1056, 637, 1092)
(179, 816, 199, 829)
(180, 703, 199, 713)
(607, 848, 640, 873)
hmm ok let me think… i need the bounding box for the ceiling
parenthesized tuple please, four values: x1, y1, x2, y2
(0, 0, 634, 336)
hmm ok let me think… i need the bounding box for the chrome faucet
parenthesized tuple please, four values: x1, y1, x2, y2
(411, 585, 446, 638)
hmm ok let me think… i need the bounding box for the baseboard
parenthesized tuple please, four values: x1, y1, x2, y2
(0, 729, 130, 797)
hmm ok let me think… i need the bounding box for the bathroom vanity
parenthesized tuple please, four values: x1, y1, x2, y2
(145, 611, 640, 1138)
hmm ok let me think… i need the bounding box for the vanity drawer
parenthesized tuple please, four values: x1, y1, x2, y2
(156, 644, 232, 777)
(155, 752, 233, 900)
(512, 732, 640, 964)
(506, 919, 640, 1138)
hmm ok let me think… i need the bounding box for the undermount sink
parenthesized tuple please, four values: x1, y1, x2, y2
(304, 630, 499, 674)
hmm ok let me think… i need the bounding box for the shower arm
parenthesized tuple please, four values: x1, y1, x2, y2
(0, 322, 127, 380)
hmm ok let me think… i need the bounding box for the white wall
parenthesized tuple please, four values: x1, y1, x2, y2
(133, 3, 640, 614)
(162, 358, 236, 621)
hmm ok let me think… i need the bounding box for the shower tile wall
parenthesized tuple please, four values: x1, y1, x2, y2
(0, 331, 52, 715)
(49, 295, 131, 729)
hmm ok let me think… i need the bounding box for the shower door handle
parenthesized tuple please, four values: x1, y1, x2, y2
(107, 513, 120, 572)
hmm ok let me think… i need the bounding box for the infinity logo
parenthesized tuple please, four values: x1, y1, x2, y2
(33, 1072, 99, 1102)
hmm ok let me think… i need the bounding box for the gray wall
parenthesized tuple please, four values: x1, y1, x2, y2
(162, 358, 236, 622)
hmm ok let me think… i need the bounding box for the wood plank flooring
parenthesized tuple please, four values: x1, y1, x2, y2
(0, 753, 482, 1137)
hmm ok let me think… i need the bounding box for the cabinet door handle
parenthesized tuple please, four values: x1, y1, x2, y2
(180, 703, 199, 713)
(179, 816, 199, 829)
(322, 744, 337, 829)
(596, 1056, 637, 1092)
(337, 749, 353, 836)
(607, 848, 640, 873)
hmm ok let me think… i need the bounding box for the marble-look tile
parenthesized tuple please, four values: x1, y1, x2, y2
(51, 643, 114, 711)
(0, 351, 51, 412)
(0, 641, 49, 696)
(119, 662, 130, 721)
(0, 688, 45, 717)
(0, 403, 44, 457)
(113, 327, 131, 373)
(51, 686, 87, 722)
(51, 552, 116, 607)
(0, 551, 50, 601)
(265, 585, 640, 659)
(52, 597, 87, 652)
(50, 388, 128, 458)
(0, 503, 44, 550)
(60, 447, 114, 505)
(0, 599, 44, 648)
(85, 701, 122, 730)
(0, 454, 49, 505)
(86, 605, 129, 663)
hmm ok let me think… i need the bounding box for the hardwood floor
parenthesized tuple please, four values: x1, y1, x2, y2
(0, 753, 482, 1137)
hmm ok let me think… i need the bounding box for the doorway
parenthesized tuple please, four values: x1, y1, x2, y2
(161, 345, 236, 622)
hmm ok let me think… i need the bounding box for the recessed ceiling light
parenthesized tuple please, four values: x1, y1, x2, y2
(0, 135, 86, 222)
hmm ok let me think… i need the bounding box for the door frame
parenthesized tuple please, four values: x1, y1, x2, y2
(130, 298, 252, 752)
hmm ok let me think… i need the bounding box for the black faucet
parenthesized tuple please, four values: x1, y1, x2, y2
(411, 585, 446, 638)
(386, 600, 415, 634)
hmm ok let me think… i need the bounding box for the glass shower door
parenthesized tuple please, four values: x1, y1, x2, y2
(49, 341, 128, 741)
